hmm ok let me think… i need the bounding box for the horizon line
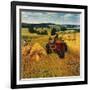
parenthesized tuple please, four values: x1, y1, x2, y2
(21, 22, 80, 25)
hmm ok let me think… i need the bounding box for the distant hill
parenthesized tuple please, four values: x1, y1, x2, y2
(61, 24, 80, 29)
(21, 23, 55, 28)
(21, 23, 80, 31)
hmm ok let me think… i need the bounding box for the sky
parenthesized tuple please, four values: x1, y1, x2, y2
(21, 10, 80, 25)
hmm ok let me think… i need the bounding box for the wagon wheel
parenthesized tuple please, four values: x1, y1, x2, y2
(58, 50, 65, 58)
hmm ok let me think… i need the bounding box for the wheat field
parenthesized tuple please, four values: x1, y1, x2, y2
(21, 29, 80, 79)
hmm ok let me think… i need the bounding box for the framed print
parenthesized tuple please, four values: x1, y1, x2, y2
(11, 1, 88, 89)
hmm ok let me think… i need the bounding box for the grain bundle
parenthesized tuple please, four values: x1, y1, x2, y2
(22, 44, 31, 56)
(30, 43, 47, 61)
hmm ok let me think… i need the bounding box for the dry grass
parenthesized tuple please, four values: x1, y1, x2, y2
(21, 30, 80, 79)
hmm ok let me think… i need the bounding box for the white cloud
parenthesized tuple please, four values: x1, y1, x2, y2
(21, 11, 80, 25)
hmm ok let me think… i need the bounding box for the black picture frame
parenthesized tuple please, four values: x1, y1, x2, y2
(11, 1, 88, 89)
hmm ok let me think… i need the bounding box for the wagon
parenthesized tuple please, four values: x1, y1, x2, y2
(46, 39, 68, 58)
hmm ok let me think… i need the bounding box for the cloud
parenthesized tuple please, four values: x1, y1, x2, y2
(21, 11, 80, 25)
(62, 13, 80, 25)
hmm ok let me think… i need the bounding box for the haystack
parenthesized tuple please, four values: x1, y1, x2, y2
(22, 45, 31, 56)
(30, 43, 47, 61)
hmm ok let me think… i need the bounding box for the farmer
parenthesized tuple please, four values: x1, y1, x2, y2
(55, 33, 59, 39)
(46, 37, 55, 53)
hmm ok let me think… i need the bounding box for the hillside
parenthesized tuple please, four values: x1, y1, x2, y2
(21, 23, 80, 31)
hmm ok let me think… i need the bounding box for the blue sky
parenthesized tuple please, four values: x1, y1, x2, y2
(21, 11, 80, 25)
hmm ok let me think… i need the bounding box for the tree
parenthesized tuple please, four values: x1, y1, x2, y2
(51, 28, 56, 35)
(28, 26, 35, 33)
(61, 26, 66, 31)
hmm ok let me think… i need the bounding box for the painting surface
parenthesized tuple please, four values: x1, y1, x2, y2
(20, 10, 80, 79)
